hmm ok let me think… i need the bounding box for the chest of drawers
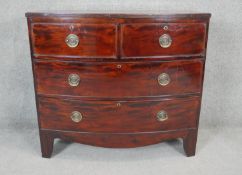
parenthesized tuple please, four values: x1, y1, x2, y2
(26, 12, 211, 158)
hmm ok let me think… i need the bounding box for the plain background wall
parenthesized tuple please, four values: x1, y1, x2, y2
(0, 0, 241, 131)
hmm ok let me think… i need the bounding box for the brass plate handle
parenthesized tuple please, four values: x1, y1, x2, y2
(157, 110, 168, 122)
(65, 34, 79, 48)
(68, 74, 80, 87)
(159, 34, 172, 48)
(70, 111, 83, 123)
(158, 73, 170, 86)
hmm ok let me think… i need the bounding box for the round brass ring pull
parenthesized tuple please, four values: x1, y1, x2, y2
(68, 74, 80, 87)
(157, 110, 168, 122)
(159, 34, 172, 48)
(65, 34, 79, 48)
(70, 111, 83, 123)
(158, 73, 170, 86)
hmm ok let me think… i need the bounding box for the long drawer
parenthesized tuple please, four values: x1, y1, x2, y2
(34, 59, 204, 97)
(39, 96, 200, 133)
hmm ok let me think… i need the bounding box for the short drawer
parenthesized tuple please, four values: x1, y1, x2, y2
(31, 23, 117, 58)
(121, 23, 206, 58)
(39, 97, 200, 132)
(34, 59, 204, 97)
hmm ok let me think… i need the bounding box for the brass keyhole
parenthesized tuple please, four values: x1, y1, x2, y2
(117, 64, 122, 69)
(116, 102, 121, 107)
(163, 25, 169, 30)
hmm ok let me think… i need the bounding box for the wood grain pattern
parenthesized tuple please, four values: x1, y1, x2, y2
(31, 23, 117, 58)
(121, 23, 206, 57)
(40, 129, 189, 148)
(27, 13, 210, 59)
(40, 131, 54, 158)
(40, 128, 197, 157)
(25, 13, 211, 157)
(183, 129, 198, 156)
(39, 96, 199, 132)
(34, 59, 204, 97)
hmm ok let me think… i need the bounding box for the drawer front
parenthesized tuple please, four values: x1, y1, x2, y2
(121, 23, 206, 57)
(39, 97, 200, 132)
(31, 23, 117, 58)
(34, 60, 204, 97)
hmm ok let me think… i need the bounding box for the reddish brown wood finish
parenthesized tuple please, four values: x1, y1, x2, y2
(39, 128, 197, 157)
(183, 129, 198, 156)
(27, 13, 211, 60)
(40, 129, 189, 148)
(26, 12, 211, 158)
(39, 96, 199, 132)
(121, 23, 206, 57)
(31, 23, 117, 58)
(25, 13, 211, 23)
(34, 59, 204, 97)
(40, 131, 54, 158)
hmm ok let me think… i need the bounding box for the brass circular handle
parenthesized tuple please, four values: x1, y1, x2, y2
(68, 74, 80, 87)
(158, 73, 170, 86)
(70, 111, 83, 123)
(159, 34, 172, 48)
(65, 34, 79, 48)
(157, 110, 168, 122)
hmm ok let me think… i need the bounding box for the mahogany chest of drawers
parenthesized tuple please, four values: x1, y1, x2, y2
(26, 12, 211, 158)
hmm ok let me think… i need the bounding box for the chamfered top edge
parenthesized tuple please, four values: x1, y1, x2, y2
(25, 11, 211, 19)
